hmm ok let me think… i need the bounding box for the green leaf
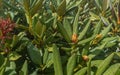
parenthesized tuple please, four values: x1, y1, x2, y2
(103, 63, 120, 75)
(78, 20, 91, 41)
(73, 6, 81, 34)
(3, 0, 23, 13)
(43, 49, 49, 64)
(101, 16, 110, 25)
(99, 24, 112, 40)
(34, 21, 46, 38)
(95, 0, 102, 10)
(19, 60, 28, 75)
(66, 0, 82, 12)
(0, 55, 5, 67)
(101, 37, 118, 48)
(74, 67, 87, 75)
(30, 0, 44, 16)
(89, 12, 100, 21)
(23, 0, 30, 13)
(96, 53, 115, 75)
(8, 52, 21, 61)
(57, 0, 66, 16)
(5, 62, 16, 75)
(63, 18, 72, 40)
(67, 53, 77, 75)
(78, 35, 95, 45)
(53, 44, 63, 75)
(0, 67, 5, 75)
(87, 60, 91, 75)
(102, 0, 109, 12)
(89, 42, 107, 59)
(0, 58, 8, 75)
(50, 2, 56, 12)
(57, 22, 71, 42)
(93, 20, 102, 35)
(10, 35, 19, 48)
(27, 42, 42, 65)
(91, 60, 103, 67)
(116, 52, 120, 57)
(115, 68, 120, 75)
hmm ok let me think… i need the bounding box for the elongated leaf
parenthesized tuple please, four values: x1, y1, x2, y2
(89, 42, 107, 59)
(101, 24, 112, 36)
(63, 18, 72, 40)
(0, 58, 7, 75)
(30, 0, 44, 16)
(67, 53, 77, 75)
(87, 60, 91, 75)
(101, 16, 110, 26)
(0, 68, 5, 75)
(57, 22, 71, 42)
(66, 0, 82, 12)
(89, 12, 100, 21)
(50, 2, 56, 12)
(116, 52, 120, 57)
(10, 35, 19, 48)
(53, 44, 63, 75)
(0, 55, 5, 67)
(95, 0, 102, 10)
(102, 0, 109, 12)
(57, 0, 66, 16)
(23, 0, 30, 12)
(73, 6, 81, 34)
(8, 52, 21, 61)
(96, 53, 115, 75)
(74, 67, 87, 75)
(19, 60, 28, 75)
(101, 37, 118, 48)
(78, 20, 91, 41)
(93, 20, 102, 35)
(78, 35, 95, 45)
(3, 0, 23, 13)
(103, 63, 120, 75)
(27, 42, 42, 65)
(34, 21, 46, 38)
(43, 49, 49, 64)
(115, 68, 120, 75)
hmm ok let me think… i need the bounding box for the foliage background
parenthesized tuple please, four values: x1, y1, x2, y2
(0, 0, 120, 75)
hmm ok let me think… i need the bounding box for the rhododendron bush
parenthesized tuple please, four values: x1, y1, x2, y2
(0, 0, 120, 75)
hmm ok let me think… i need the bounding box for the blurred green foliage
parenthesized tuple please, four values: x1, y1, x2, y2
(0, 0, 120, 75)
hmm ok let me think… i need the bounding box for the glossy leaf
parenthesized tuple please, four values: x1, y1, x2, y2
(57, 0, 66, 16)
(78, 20, 91, 41)
(74, 67, 87, 75)
(30, 0, 44, 16)
(27, 42, 42, 65)
(93, 20, 102, 35)
(53, 44, 63, 75)
(63, 18, 72, 40)
(96, 53, 115, 75)
(73, 6, 81, 34)
(103, 63, 120, 75)
(19, 60, 28, 75)
(8, 52, 21, 61)
(57, 22, 71, 42)
(67, 53, 77, 75)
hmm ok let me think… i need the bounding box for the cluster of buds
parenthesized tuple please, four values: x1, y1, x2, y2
(0, 18, 15, 43)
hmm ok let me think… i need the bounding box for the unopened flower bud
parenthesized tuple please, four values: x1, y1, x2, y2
(72, 34, 78, 43)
